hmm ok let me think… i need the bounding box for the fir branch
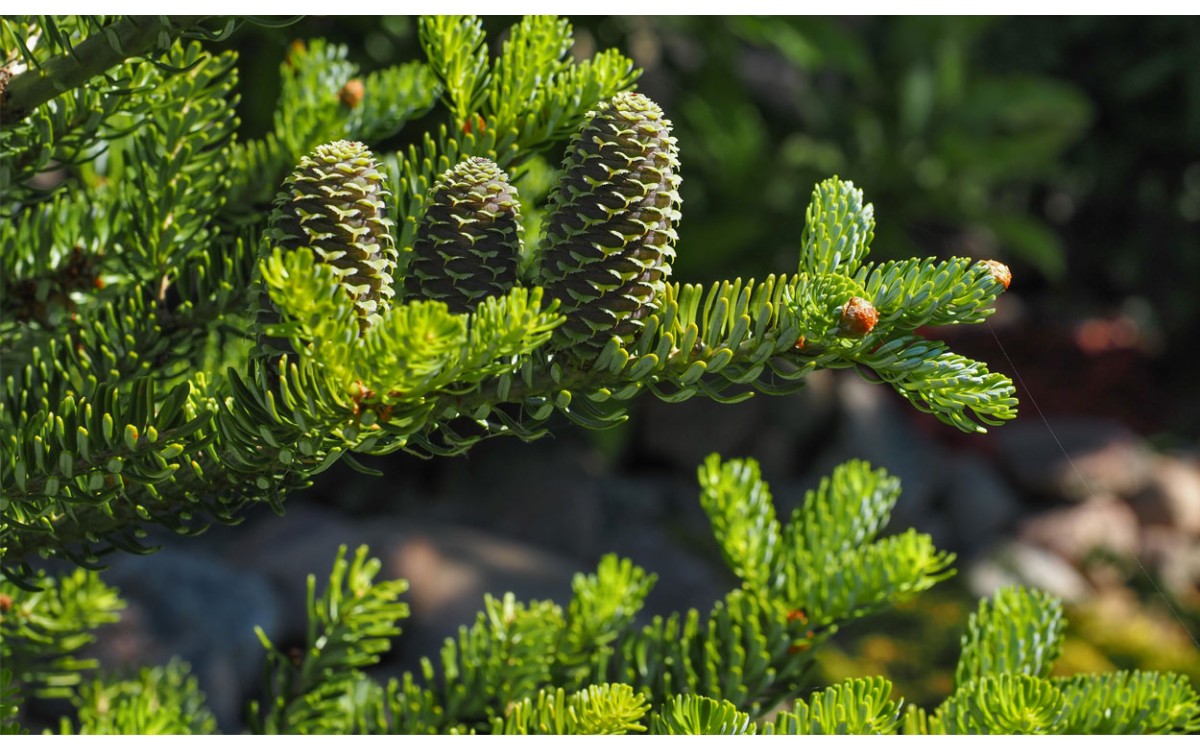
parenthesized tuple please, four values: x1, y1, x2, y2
(1055, 671, 1200, 734)
(494, 683, 649, 735)
(697, 455, 781, 590)
(0, 16, 201, 123)
(930, 673, 1067, 734)
(556, 555, 656, 686)
(785, 459, 900, 564)
(763, 677, 902, 734)
(954, 585, 1065, 686)
(0, 568, 123, 700)
(65, 660, 216, 735)
(250, 545, 409, 734)
(650, 695, 755, 735)
(0, 667, 23, 735)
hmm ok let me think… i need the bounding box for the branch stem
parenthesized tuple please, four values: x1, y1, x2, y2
(1, 16, 201, 123)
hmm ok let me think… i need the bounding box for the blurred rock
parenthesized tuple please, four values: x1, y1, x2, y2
(1140, 526, 1200, 608)
(943, 454, 1023, 557)
(226, 504, 377, 640)
(995, 417, 1154, 502)
(227, 505, 579, 664)
(87, 549, 281, 731)
(433, 437, 605, 558)
(1131, 455, 1200, 535)
(967, 541, 1092, 603)
(638, 370, 836, 479)
(601, 521, 732, 619)
(1018, 493, 1141, 565)
(816, 376, 943, 531)
(639, 392, 760, 472)
(380, 523, 578, 665)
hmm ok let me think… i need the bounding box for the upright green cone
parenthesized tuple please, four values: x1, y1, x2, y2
(405, 157, 522, 313)
(269, 140, 397, 328)
(538, 91, 683, 357)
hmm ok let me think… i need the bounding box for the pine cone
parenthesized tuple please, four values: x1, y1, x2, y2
(405, 157, 522, 313)
(538, 92, 683, 357)
(269, 140, 396, 328)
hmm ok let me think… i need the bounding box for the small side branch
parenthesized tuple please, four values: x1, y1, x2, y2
(0, 16, 201, 123)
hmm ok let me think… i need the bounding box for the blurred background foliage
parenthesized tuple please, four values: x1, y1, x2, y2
(211, 16, 1200, 702)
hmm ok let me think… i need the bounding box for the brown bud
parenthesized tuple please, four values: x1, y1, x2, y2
(338, 78, 364, 109)
(0, 593, 12, 612)
(786, 609, 808, 624)
(285, 39, 306, 67)
(979, 259, 1012, 290)
(462, 114, 486, 135)
(840, 296, 878, 337)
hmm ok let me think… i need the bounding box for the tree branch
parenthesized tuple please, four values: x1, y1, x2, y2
(0, 16, 201, 124)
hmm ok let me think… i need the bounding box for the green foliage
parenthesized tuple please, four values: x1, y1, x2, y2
(495, 683, 649, 735)
(64, 660, 216, 735)
(651, 695, 755, 735)
(955, 585, 1065, 685)
(799, 175, 875, 277)
(639, 17, 1090, 281)
(0, 667, 21, 735)
(765, 677, 902, 734)
(250, 545, 409, 734)
(699, 455, 954, 629)
(557, 555, 656, 686)
(3, 13, 1194, 738)
(2, 14, 1020, 582)
(3, 459, 1199, 734)
(1056, 670, 1200, 734)
(932, 673, 1067, 734)
(0, 568, 123, 700)
(909, 586, 1200, 735)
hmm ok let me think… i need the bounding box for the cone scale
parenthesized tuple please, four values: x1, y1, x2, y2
(269, 140, 397, 328)
(538, 92, 683, 357)
(405, 157, 523, 313)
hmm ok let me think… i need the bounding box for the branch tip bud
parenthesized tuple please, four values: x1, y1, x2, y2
(840, 296, 878, 337)
(980, 259, 1012, 291)
(338, 78, 364, 109)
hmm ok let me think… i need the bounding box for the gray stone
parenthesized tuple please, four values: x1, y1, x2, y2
(224, 504, 377, 643)
(227, 506, 581, 671)
(944, 454, 1023, 556)
(432, 437, 606, 558)
(1131, 456, 1200, 535)
(639, 391, 776, 474)
(637, 370, 837, 479)
(1018, 493, 1141, 565)
(994, 417, 1154, 502)
(86, 548, 282, 731)
(966, 541, 1093, 603)
(380, 523, 579, 664)
(812, 375, 944, 532)
(600, 521, 733, 619)
(1139, 526, 1200, 608)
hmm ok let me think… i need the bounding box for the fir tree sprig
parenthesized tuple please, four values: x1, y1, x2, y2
(3, 15, 1015, 590)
